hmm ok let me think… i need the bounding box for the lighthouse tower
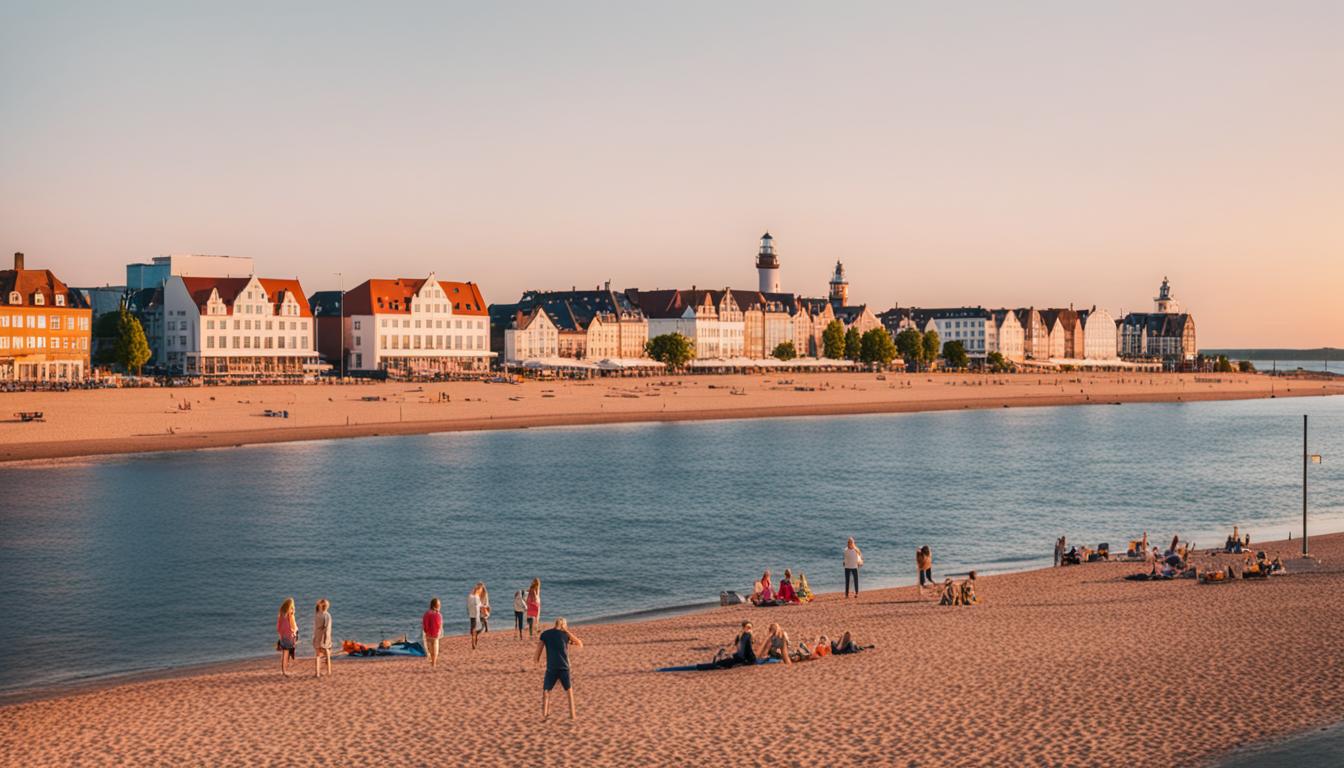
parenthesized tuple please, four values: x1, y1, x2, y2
(1154, 276, 1179, 313)
(756, 232, 780, 293)
(829, 261, 849, 308)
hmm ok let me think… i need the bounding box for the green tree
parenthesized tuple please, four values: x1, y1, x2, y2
(942, 339, 970, 370)
(843, 326, 862, 361)
(1237, 359, 1256, 373)
(114, 308, 152, 375)
(894, 327, 924, 369)
(1214, 355, 1235, 373)
(921, 329, 941, 366)
(645, 332, 695, 371)
(771, 340, 797, 361)
(986, 351, 1015, 373)
(821, 320, 847, 359)
(859, 328, 898, 367)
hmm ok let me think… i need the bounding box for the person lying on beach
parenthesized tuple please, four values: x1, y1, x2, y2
(831, 631, 872, 655)
(776, 570, 799, 604)
(790, 635, 831, 663)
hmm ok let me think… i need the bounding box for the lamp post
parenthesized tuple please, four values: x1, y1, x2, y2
(1303, 414, 1324, 557)
(336, 272, 344, 379)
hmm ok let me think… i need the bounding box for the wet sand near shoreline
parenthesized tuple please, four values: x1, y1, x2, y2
(3, 533, 1342, 767)
(2, 371, 1338, 463)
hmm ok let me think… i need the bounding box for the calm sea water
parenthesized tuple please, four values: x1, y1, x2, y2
(1, 396, 1341, 695)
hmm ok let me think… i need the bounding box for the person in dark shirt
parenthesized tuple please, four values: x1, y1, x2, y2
(535, 617, 584, 720)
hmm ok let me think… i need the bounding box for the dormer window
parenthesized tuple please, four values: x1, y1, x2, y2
(7, 291, 18, 304)
(33, 293, 45, 305)
(55, 294, 65, 307)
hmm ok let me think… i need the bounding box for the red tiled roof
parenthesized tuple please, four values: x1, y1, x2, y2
(1, 267, 88, 308)
(342, 277, 488, 317)
(178, 276, 313, 317)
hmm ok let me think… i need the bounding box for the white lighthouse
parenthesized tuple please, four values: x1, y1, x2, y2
(756, 232, 780, 293)
(1154, 276, 1179, 313)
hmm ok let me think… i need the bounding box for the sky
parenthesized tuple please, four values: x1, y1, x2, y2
(1, 2, 1340, 348)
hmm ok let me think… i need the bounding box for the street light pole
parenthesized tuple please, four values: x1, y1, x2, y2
(336, 272, 344, 380)
(1302, 414, 1308, 557)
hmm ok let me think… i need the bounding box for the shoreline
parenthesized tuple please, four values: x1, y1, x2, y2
(5, 533, 1344, 767)
(3, 371, 1340, 464)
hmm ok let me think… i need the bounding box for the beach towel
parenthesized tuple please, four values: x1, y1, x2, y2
(342, 640, 427, 657)
(657, 658, 781, 673)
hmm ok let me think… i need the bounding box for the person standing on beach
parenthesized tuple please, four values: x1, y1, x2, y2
(917, 546, 934, 593)
(844, 538, 863, 598)
(526, 579, 541, 638)
(468, 583, 484, 650)
(313, 599, 333, 678)
(276, 597, 298, 676)
(535, 617, 583, 720)
(479, 584, 491, 633)
(513, 590, 527, 640)
(422, 597, 443, 669)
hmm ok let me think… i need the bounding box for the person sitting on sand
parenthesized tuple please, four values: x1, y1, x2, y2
(959, 571, 979, 605)
(795, 572, 814, 602)
(703, 620, 758, 669)
(762, 623, 791, 664)
(938, 578, 960, 606)
(750, 571, 776, 606)
(776, 569, 798, 604)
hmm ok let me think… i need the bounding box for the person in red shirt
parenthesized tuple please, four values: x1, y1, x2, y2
(422, 597, 443, 669)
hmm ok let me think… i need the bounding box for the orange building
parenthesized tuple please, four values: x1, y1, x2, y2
(0, 252, 93, 381)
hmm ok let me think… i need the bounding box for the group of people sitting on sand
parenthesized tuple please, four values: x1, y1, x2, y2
(1200, 548, 1286, 583)
(938, 571, 979, 605)
(699, 620, 870, 669)
(1223, 526, 1252, 554)
(749, 569, 814, 606)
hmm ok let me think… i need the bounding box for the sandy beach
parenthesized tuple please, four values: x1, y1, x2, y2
(2, 371, 1338, 463)
(2, 532, 1341, 766)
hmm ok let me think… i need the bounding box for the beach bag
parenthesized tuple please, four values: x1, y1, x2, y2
(720, 590, 746, 606)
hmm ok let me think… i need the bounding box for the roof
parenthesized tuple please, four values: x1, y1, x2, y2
(308, 290, 343, 318)
(1038, 308, 1080, 329)
(1120, 312, 1194, 336)
(832, 305, 871, 324)
(342, 277, 487, 317)
(1012, 308, 1040, 327)
(178, 276, 313, 318)
(506, 289, 644, 331)
(0, 266, 89, 309)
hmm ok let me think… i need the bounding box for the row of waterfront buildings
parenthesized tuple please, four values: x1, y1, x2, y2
(1, 235, 1198, 382)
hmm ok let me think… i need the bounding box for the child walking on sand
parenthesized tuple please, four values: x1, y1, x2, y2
(422, 597, 443, 669)
(513, 590, 527, 640)
(276, 597, 298, 676)
(468, 583, 484, 650)
(313, 599, 333, 678)
(917, 546, 934, 594)
(526, 579, 541, 638)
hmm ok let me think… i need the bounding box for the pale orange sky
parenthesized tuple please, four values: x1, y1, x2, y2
(1, 3, 1340, 347)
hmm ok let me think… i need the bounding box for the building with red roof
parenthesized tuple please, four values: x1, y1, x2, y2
(336, 274, 492, 376)
(1, 252, 93, 381)
(161, 272, 321, 380)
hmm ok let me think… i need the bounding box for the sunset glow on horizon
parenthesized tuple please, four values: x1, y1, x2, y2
(1, 2, 1339, 348)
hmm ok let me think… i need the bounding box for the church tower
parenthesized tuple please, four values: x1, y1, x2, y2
(829, 261, 849, 307)
(756, 232, 780, 293)
(1154, 276, 1178, 313)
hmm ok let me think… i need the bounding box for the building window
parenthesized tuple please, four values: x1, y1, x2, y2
(34, 294, 44, 306)
(51, 317, 61, 330)
(353, 320, 361, 330)
(7, 292, 19, 304)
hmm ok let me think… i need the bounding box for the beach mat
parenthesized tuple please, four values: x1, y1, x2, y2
(343, 641, 427, 658)
(658, 658, 781, 673)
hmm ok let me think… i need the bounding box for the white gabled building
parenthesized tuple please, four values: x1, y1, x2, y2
(162, 275, 319, 379)
(626, 288, 745, 360)
(914, 307, 993, 360)
(990, 309, 1025, 363)
(503, 307, 559, 363)
(341, 275, 492, 376)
